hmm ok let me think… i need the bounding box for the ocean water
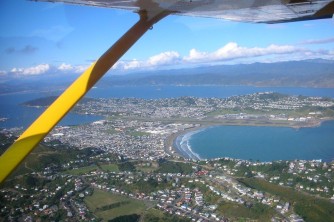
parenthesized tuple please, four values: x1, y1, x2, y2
(178, 121, 334, 162)
(0, 91, 102, 128)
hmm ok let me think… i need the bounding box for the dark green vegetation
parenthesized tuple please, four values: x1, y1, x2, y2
(108, 214, 140, 222)
(155, 160, 194, 174)
(127, 178, 160, 193)
(218, 202, 277, 222)
(84, 189, 146, 221)
(108, 210, 191, 222)
(143, 209, 191, 222)
(226, 160, 290, 178)
(238, 178, 334, 222)
(3, 143, 103, 181)
(0, 131, 16, 155)
(96, 201, 130, 212)
(118, 161, 136, 172)
(100, 163, 120, 172)
(125, 177, 171, 194)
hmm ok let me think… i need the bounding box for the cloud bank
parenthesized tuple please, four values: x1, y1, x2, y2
(7, 63, 89, 77)
(112, 42, 333, 71)
(10, 64, 50, 76)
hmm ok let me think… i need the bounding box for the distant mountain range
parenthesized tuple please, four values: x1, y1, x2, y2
(1, 59, 333, 94)
(100, 59, 334, 88)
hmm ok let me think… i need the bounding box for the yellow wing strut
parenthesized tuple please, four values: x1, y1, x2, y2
(0, 11, 168, 184)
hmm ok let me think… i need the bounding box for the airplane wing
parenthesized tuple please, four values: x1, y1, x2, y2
(35, 0, 334, 23)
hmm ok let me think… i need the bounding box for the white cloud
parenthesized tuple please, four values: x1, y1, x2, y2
(57, 63, 90, 73)
(186, 48, 207, 61)
(109, 42, 334, 71)
(147, 51, 180, 66)
(74, 65, 89, 73)
(184, 42, 298, 63)
(113, 60, 141, 70)
(58, 63, 73, 71)
(7, 63, 89, 77)
(123, 60, 141, 70)
(113, 51, 180, 70)
(10, 64, 50, 76)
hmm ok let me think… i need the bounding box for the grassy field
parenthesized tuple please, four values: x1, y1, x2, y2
(143, 208, 191, 222)
(218, 202, 277, 222)
(135, 164, 158, 173)
(100, 163, 119, 172)
(66, 165, 99, 175)
(84, 189, 147, 221)
(238, 178, 334, 222)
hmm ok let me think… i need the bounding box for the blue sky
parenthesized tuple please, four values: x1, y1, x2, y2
(0, 0, 334, 78)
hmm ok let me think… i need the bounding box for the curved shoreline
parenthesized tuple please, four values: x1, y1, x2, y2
(165, 125, 206, 159)
(173, 129, 203, 160)
(166, 119, 334, 161)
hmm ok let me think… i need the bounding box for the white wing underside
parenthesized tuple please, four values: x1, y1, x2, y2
(34, 0, 334, 23)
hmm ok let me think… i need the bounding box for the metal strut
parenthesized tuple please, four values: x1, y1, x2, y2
(0, 10, 169, 184)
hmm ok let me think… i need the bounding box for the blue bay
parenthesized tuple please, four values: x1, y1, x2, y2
(0, 91, 102, 128)
(184, 121, 334, 162)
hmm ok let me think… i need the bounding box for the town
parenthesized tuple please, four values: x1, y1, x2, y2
(1, 92, 334, 222)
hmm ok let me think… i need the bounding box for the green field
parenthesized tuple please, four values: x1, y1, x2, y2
(100, 164, 119, 172)
(84, 189, 147, 221)
(218, 202, 277, 222)
(135, 164, 158, 173)
(238, 178, 334, 222)
(143, 208, 191, 222)
(66, 165, 99, 175)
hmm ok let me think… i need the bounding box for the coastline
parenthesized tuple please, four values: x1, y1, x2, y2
(165, 118, 334, 161)
(165, 125, 206, 160)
